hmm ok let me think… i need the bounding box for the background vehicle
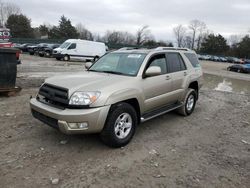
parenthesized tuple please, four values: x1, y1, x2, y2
(30, 47, 203, 147)
(227, 64, 250, 73)
(227, 57, 244, 64)
(244, 59, 250, 64)
(53, 39, 106, 61)
(28, 43, 48, 55)
(209, 55, 220, 62)
(17, 43, 35, 52)
(38, 43, 60, 57)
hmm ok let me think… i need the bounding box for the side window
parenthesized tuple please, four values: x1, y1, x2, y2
(68, 43, 76, 50)
(147, 54, 167, 75)
(166, 53, 186, 73)
(184, 53, 200, 68)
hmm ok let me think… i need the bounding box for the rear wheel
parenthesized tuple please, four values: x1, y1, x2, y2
(100, 103, 137, 148)
(177, 89, 197, 116)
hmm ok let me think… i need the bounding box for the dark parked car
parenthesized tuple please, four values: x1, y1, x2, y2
(17, 43, 35, 52)
(38, 43, 60, 57)
(243, 59, 250, 64)
(28, 43, 48, 55)
(227, 64, 250, 73)
(227, 57, 244, 64)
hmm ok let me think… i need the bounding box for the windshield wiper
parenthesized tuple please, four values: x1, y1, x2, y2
(88, 70, 128, 76)
(100, 71, 127, 75)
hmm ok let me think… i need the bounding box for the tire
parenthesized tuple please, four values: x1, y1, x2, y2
(100, 102, 137, 148)
(45, 51, 51, 57)
(237, 69, 241, 73)
(177, 89, 197, 116)
(39, 53, 44, 57)
(63, 55, 70, 61)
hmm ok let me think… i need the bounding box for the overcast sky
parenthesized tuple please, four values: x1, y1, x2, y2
(7, 0, 250, 42)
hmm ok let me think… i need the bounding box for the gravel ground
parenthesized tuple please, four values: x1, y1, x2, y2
(0, 54, 250, 188)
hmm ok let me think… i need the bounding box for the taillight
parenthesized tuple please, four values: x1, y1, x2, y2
(16, 51, 20, 59)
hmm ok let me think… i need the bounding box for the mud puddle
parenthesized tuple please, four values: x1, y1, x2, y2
(203, 73, 250, 94)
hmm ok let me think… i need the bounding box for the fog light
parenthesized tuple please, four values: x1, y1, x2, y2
(78, 122, 88, 129)
(68, 123, 78, 129)
(68, 122, 88, 130)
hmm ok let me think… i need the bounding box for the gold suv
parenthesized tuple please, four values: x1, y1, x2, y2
(30, 47, 203, 147)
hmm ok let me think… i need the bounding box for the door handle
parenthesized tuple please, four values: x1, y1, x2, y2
(166, 75, 171, 80)
(184, 72, 187, 76)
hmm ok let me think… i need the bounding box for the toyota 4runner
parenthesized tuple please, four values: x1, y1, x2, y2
(30, 47, 203, 147)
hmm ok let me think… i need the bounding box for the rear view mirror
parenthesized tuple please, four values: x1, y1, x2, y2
(145, 66, 162, 77)
(85, 62, 93, 69)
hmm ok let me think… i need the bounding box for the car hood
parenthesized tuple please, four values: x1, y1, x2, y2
(45, 71, 135, 96)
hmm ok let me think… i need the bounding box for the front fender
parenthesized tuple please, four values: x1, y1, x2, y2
(105, 88, 144, 108)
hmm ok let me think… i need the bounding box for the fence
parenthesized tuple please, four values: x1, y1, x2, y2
(9, 38, 140, 50)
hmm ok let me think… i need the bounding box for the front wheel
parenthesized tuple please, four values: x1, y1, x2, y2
(100, 103, 137, 148)
(63, 55, 70, 61)
(177, 89, 197, 116)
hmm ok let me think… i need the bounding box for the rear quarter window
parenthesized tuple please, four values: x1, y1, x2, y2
(184, 53, 200, 68)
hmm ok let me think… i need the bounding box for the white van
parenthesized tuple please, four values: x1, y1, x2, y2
(53, 39, 107, 61)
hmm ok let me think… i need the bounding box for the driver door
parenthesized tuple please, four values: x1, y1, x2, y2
(142, 53, 173, 112)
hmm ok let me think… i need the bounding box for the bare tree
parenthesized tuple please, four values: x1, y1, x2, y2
(228, 34, 242, 47)
(183, 35, 192, 49)
(5, 2, 20, 18)
(0, 0, 5, 27)
(136, 25, 152, 46)
(0, 0, 20, 27)
(173, 24, 187, 47)
(76, 23, 93, 41)
(196, 22, 207, 50)
(189, 19, 206, 49)
(102, 30, 135, 45)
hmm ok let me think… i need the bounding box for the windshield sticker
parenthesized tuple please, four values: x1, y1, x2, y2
(128, 54, 142, 58)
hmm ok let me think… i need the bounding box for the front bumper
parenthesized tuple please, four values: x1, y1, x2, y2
(53, 53, 64, 58)
(30, 98, 110, 134)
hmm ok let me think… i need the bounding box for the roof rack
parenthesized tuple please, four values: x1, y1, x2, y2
(155, 47, 191, 51)
(117, 47, 140, 51)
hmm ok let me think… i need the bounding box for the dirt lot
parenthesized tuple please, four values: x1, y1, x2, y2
(1, 54, 250, 188)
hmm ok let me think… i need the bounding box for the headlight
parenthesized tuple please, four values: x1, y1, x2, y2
(69, 91, 101, 106)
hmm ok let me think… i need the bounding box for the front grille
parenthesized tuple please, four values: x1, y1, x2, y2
(38, 84, 69, 109)
(32, 109, 59, 129)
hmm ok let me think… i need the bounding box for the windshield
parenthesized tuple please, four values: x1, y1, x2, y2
(59, 42, 71, 49)
(89, 53, 146, 76)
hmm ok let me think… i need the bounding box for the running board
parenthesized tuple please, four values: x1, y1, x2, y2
(140, 102, 183, 123)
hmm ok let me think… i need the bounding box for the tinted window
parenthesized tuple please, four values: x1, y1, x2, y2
(68, 43, 76, 49)
(166, 53, 186, 73)
(184, 53, 200, 68)
(147, 54, 167, 74)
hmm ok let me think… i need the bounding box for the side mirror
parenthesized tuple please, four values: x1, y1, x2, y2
(145, 66, 162, 77)
(85, 62, 93, 69)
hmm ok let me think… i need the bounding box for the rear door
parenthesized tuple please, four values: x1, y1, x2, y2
(166, 52, 187, 101)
